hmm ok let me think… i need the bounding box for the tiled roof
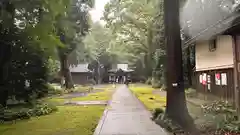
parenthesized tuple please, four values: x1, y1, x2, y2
(69, 64, 92, 73)
(181, 0, 240, 44)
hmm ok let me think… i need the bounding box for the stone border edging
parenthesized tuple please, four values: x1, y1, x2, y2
(93, 86, 118, 135)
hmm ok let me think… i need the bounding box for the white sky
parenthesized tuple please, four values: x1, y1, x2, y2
(90, 0, 110, 24)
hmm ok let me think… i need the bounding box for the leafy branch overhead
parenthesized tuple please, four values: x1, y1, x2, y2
(102, 0, 165, 77)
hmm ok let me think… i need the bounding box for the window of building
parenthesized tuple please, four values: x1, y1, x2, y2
(209, 39, 217, 52)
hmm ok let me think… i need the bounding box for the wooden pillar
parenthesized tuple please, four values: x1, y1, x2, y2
(232, 35, 240, 116)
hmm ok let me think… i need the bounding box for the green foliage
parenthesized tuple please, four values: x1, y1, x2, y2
(81, 22, 129, 64)
(55, 0, 94, 88)
(0, 106, 104, 135)
(4, 38, 50, 101)
(201, 101, 240, 133)
(0, 0, 73, 106)
(57, 0, 94, 64)
(81, 22, 129, 83)
(152, 108, 164, 120)
(152, 80, 162, 89)
(103, 0, 165, 78)
(185, 88, 197, 97)
(145, 78, 152, 85)
(47, 59, 60, 81)
(201, 101, 235, 114)
(0, 103, 58, 122)
(155, 114, 183, 133)
(46, 84, 63, 96)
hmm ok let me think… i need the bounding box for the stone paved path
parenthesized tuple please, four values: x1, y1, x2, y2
(94, 85, 168, 135)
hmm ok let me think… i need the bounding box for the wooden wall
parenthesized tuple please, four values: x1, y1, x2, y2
(71, 72, 92, 85)
(195, 68, 234, 101)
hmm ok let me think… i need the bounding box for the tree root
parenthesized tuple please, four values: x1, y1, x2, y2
(155, 113, 201, 135)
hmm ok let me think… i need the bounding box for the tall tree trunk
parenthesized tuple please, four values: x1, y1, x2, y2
(0, 1, 15, 107)
(186, 46, 192, 87)
(60, 54, 74, 89)
(146, 23, 154, 78)
(164, 0, 200, 134)
(0, 65, 9, 107)
(97, 61, 101, 84)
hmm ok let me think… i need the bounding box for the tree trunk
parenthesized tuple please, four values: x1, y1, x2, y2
(60, 54, 74, 89)
(186, 46, 192, 87)
(97, 62, 101, 84)
(0, 1, 15, 107)
(0, 45, 11, 107)
(164, 0, 200, 134)
(146, 23, 154, 78)
(0, 66, 8, 107)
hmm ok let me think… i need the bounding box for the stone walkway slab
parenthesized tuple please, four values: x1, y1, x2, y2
(94, 85, 168, 135)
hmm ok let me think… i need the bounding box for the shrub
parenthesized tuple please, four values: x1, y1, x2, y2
(151, 108, 164, 120)
(201, 100, 235, 114)
(154, 113, 183, 133)
(201, 101, 240, 133)
(33, 103, 58, 116)
(151, 77, 163, 88)
(185, 88, 197, 97)
(160, 84, 166, 91)
(145, 78, 152, 85)
(0, 103, 58, 122)
(152, 82, 161, 88)
(152, 80, 162, 88)
(46, 84, 63, 96)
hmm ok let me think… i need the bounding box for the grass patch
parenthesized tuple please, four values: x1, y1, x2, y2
(0, 106, 105, 135)
(129, 85, 166, 111)
(44, 85, 115, 104)
(71, 89, 113, 101)
(0, 85, 113, 135)
(45, 97, 66, 105)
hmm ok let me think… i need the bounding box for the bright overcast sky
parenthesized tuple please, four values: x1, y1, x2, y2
(89, 0, 110, 24)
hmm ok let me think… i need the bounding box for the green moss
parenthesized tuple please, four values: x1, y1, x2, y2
(0, 106, 105, 135)
(129, 85, 166, 111)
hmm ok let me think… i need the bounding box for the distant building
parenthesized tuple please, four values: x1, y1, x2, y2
(69, 64, 93, 85)
(181, 2, 240, 103)
(108, 64, 134, 83)
(194, 35, 235, 101)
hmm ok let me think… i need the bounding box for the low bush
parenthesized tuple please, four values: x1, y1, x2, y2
(46, 84, 63, 96)
(160, 84, 166, 91)
(152, 81, 161, 88)
(150, 77, 163, 88)
(201, 100, 235, 114)
(152, 109, 183, 133)
(151, 108, 164, 120)
(0, 103, 58, 122)
(145, 78, 152, 85)
(185, 88, 197, 97)
(201, 101, 240, 133)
